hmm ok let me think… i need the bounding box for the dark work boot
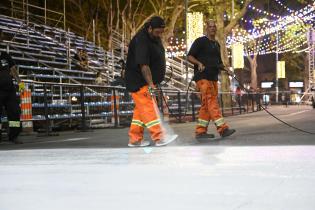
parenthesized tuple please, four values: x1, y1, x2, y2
(195, 133, 216, 142)
(220, 128, 236, 138)
(195, 133, 215, 139)
(10, 137, 23, 144)
(9, 130, 23, 144)
(8, 126, 22, 144)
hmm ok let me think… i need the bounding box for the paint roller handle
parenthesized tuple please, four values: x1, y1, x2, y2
(220, 65, 234, 76)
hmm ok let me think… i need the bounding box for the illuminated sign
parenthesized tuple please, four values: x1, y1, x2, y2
(187, 12, 203, 50)
(277, 61, 285, 79)
(261, 82, 274, 88)
(232, 43, 244, 69)
(289, 82, 303, 88)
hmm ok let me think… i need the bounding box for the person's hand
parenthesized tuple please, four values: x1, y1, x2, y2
(197, 62, 205, 72)
(18, 82, 25, 92)
(223, 66, 234, 76)
(148, 86, 158, 97)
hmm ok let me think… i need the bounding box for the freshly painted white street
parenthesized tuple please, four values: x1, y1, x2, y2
(1, 106, 315, 210)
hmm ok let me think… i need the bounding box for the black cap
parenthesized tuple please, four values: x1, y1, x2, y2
(149, 16, 165, 29)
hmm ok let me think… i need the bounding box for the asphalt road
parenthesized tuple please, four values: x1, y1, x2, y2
(1, 105, 314, 150)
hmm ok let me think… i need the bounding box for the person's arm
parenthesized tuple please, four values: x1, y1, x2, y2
(188, 55, 205, 72)
(10, 65, 21, 83)
(7, 53, 21, 83)
(6, 53, 24, 92)
(187, 38, 205, 71)
(10, 65, 25, 92)
(140, 64, 154, 88)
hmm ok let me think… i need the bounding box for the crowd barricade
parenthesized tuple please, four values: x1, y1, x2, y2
(1, 81, 268, 134)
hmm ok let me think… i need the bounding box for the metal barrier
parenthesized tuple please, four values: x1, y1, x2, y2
(28, 81, 127, 132)
(157, 88, 264, 123)
(1, 81, 268, 134)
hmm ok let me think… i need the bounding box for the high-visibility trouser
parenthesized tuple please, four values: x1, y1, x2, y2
(195, 79, 228, 135)
(129, 85, 164, 144)
(0, 88, 21, 140)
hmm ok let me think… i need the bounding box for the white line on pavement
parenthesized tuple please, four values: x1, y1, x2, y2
(285, 110, 310, 116)
(36, 137, 90, 144)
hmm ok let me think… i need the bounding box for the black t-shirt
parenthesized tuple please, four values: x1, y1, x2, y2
(188, 36, 223, 82)
(125, 28, 166, 92)
(110, 76, 125, 87)
(0, 51, 15, 90)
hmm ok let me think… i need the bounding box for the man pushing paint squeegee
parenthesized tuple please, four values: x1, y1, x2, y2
(125, 16, 178, 147)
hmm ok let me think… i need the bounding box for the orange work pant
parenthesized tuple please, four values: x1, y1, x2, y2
(129, 85, 164, 144)
(196, 79, 228, 135)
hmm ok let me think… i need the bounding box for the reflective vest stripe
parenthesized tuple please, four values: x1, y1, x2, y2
(131, 120, 145, 127)
(214, 118, 225, 127)
(197, 119, 209, 127)
(145, 119, 160, 128)
(9, 121, 20, 127)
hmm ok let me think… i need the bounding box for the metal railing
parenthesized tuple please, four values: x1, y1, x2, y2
(0, 81, 266, 133)
(9, 0, 66, 30)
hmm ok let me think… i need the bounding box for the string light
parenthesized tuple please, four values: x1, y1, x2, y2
(248, 4, 281, 18)
(168, 2, 314, 58)
(167, 37, 186, 58)
(242, 4, 314, 36)
(274, 0, 294, 13)
(226, 3, 314, 56)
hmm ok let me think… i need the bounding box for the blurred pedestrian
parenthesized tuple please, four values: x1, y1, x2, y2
(74, 48, 88, 70)
(95, 71, 105, 85)
(236, 86, 242, 109)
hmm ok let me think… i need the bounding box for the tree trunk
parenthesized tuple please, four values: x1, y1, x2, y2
(247, 54, 258, 89)
(215, 5, 231, 108)
(211, 0, 253, 109)
(163, 3, 185, 46)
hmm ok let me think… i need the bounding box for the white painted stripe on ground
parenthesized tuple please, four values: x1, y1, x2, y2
(285, 110, 310, 116)
(37, 137, 90, 144)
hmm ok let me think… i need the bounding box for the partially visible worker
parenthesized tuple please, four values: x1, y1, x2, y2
(0, 29, 24, 144)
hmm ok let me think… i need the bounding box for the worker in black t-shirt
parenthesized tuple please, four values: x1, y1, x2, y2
(0, 29, 24, 144)
(125, 16, 177, 147)
(188, 20, 235, 140)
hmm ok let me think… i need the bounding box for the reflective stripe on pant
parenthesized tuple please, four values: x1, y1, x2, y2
(129, 85, 163, 143)
(195, 79, 228, 135)
(0, 88, 21, 140)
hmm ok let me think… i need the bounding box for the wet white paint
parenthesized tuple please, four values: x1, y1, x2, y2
(1, 146, 315, 210)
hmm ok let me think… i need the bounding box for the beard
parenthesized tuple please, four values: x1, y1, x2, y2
(151, 36, 161, 42)
(148, 32, 161, 42)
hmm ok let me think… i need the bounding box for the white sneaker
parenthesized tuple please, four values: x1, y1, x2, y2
(128, 140, 150, 147)
(155, 134, 178, 147)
